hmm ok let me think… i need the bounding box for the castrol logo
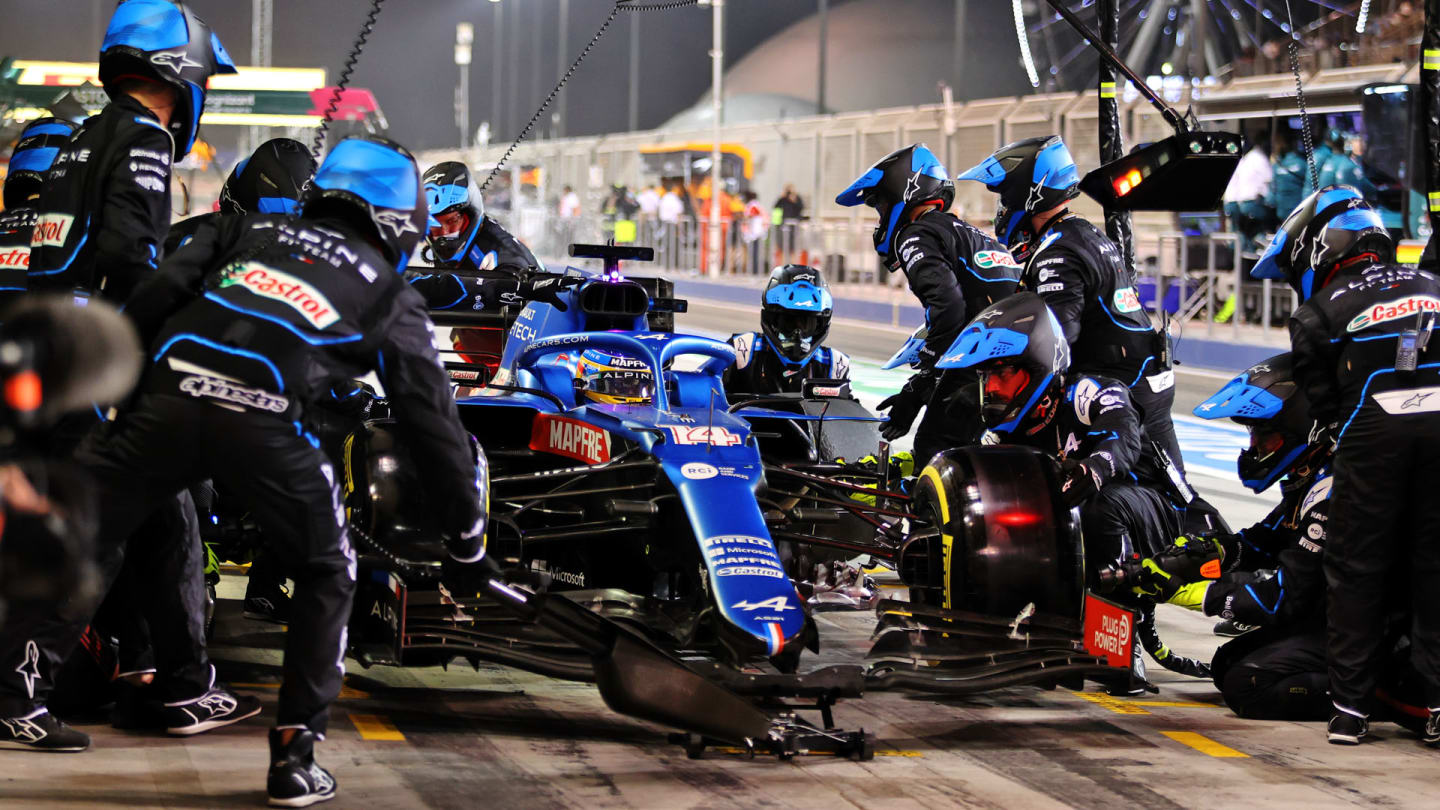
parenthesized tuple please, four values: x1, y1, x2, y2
(1346, 295, 1440, 333)
(29, 213, 74, 248)
(219, 262, 340, 329)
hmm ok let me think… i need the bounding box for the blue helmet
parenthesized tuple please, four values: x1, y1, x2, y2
(937, 292, 1070, 435)
(1193, 353, 1323, 493)
(761, 264, 833, 365)
(301, 136, 426, 268)
(219, 138, 315, 216)
(957, 135, 1080, 256)
(422, 161, 485, 266)
(835, 144, 953, 264)
(4, 118, 77, 209)
(99, 0, 237, 160)
(1251, 186, 1392, 301)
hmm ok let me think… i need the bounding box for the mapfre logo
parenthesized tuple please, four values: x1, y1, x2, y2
(530, 413, 611, 465)
(29, 214, 74, 248)
(219, 262, 340, 328)
(1346, 295, 1440, 333)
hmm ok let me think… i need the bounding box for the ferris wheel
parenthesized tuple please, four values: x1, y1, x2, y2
(1012, 0, 1366, 91)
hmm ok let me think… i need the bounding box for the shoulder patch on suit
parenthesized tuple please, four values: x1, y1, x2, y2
(731, 332, 757, 370)
(830, 349, 851, 380)
(1298, 475, 1332, 522)
(1071, 377, 1101, 425)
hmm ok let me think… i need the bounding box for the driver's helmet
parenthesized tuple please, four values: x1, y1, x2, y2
(760, 264, 833, 365)
(1193, 353, 1325, 493)
(423, 161, 485, 265)
(936, 292, 1070, 435)
(575, 348, 653, 405)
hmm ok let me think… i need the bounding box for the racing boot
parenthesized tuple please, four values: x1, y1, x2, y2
(163, 686, 262, 736)
(0, 708, 90, 752)
(244, 577, 292, 624)
(1213, 619, 1259, 638)
(1327, 704, 1369, 745)
(1424, 708, 1440, 747)
(267, 727, 337, 807)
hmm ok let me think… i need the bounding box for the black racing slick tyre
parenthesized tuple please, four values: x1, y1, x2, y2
(901, 446, 1084, 622)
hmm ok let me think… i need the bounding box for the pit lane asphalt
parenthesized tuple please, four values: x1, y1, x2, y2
(8, 303, 1434, 808)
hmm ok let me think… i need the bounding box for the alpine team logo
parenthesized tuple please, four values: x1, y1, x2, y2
(29, 213, 74, 248)
(1345, 295, 1440, 333)
(149, 51, 203, 73)
(219, 262, 340, 328)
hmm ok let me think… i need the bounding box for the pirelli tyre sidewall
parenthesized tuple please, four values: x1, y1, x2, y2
(905, 446, 1084, 622)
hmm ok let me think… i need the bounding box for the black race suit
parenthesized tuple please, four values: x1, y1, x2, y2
(27, 94, 173, 303)
(1289, 260, 1440, 713)
(0, 215, 484, 734)
(723, 332, 850, 396)
(891, 211, 1020, 462)
(1203, 472, 1331, 719)
(0, 206, 34, 306)
(1005, 375, 1183, 581)
(1019, 213, 1185, 476)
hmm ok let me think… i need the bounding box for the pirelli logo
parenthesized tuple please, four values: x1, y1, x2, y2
(219, 262, 340, 329)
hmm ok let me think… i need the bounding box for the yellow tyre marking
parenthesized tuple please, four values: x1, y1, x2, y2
(1072, 691, 1152, 715)
(349, 713, 405, 741)
(919, 465, 954, 610)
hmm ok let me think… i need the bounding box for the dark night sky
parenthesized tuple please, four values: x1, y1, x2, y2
(2, 0, 901, 151)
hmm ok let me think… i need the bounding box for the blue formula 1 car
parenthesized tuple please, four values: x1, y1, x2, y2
(337, 245, 1134, 759)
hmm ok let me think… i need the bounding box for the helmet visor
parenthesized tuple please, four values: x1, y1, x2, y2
(585, 369, 653, 403)
(769, 309, 825, 359)
(429, 209, 471, 240)
(980, 364, 1030, 412)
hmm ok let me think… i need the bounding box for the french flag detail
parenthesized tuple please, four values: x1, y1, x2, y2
(765, 622, 785, 656)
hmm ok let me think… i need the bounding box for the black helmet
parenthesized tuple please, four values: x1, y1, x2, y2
(98, 0, 237, 160)
(1193, 353, 1326, 493)
(956, 135, 1080, 256)
(4, 118, 77, 209)
(422, 161, 485, 265)
(935, 292, 1070, 435)
(760, 265, 833, 365)
(835, 143, 953, 264)
(300, 136, 426, 268)
(219, 138, 316, 216)
(1251, 186, 1392, 302)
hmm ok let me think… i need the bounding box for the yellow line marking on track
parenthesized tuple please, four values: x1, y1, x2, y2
(1161, 731, 1248, 758)
(230, 682, 370, 700)
(1071, 691, 1151, 714)
(350, 713, 405, 741)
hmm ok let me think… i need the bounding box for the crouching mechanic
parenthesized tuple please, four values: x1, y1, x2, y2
(941, 292, 1211, 682)
(77, 136, 487, 805)
(1143, 353, 1333, 720)
(725, 264, 849, 397)
(1253, 186, 1440, 746)
(835, 144, 1020, 463)
(165, 137, 316, 254)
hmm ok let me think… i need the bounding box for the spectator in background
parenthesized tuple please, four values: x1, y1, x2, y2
(1222, 139, 1273, 249)
(657, 181, 685, 267)
(1319, 134, 1376, 200)
(559, 184, 581, 218)
(1268, 129, 1307, 227)
(636, 184, 660, 246)
(773, 184, 805, 263)
(741, 191, 767, 275)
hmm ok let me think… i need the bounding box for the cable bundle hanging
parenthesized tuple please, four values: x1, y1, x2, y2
(308, 0, 387, 168)
(1282, 0, 1319, 190)
(479, 0, 700, 192)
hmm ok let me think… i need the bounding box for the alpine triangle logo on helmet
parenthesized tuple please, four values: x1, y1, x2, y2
(375, 210, 418, 238)
(150, 50, 203, 73)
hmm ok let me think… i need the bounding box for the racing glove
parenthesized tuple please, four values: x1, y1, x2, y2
(516, 275, 580, 311)
(1057, 458, 1102, 507)
(1131, 535, 1224, 605)
(1308, 421, 1338, 454)
(878, 372, 935, 441)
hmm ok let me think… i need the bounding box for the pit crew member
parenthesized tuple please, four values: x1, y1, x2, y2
(957, 136, 1188, 485)
(724, 264, 849, 397)
(164, 136, 315, 254)
(835, 144, 1020, 463)
(1255, 185, 1440, 746)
